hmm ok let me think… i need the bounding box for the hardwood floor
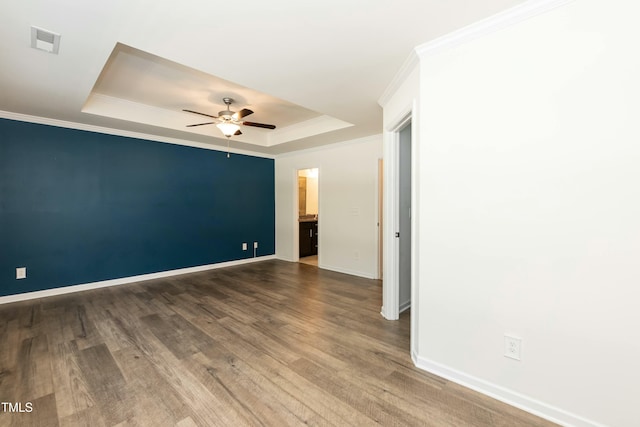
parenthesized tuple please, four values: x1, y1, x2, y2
(0, 260, 557, 426)
(298, 255, 318, 267)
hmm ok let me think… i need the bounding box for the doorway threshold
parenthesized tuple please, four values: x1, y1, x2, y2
(299, 255, 318, 266)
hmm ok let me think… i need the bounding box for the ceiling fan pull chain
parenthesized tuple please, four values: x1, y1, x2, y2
(227, 137, 230, 158)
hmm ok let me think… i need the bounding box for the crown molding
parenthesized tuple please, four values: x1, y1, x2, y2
(416, 0, 575, 58)
(267, 115, 352, 147)
(378, 49, 419, 108)
(274, 133, 381, 159)
(379, 0, 574, 107)
(0, 110, 275, 159)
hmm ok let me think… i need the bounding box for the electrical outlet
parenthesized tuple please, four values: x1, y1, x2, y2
(242, 243, 247, 251)
(16, 267, 27, 280)
(504, 335, 522, 361)
(253, 242, 258, 249)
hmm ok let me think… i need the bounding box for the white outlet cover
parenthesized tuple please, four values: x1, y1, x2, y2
(16, 267, 27, 279)
(504, 335, 522, 361)
(242, 243, 247, 250)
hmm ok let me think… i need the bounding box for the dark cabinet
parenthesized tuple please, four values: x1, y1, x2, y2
(299, 221, 318, 257)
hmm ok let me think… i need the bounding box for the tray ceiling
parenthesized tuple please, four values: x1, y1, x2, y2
(0, 0, 526, 155)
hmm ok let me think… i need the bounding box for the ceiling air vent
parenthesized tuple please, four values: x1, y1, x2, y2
(30, 26, 61, 54)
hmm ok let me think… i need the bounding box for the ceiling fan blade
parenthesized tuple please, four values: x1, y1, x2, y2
(232, 108, 254, 120)
(241, 121, 276, 130)
(183, 109, 218, 119)
(186, 122, 215, 127)
(234, 129, 243, 136)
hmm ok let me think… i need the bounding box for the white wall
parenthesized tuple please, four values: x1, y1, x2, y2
(275, 135, 382, 279)
(412, 1, 640, 426)
(306, 175, 318, 215)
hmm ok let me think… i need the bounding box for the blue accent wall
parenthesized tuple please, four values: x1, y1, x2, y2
(0, 118, 275, 297)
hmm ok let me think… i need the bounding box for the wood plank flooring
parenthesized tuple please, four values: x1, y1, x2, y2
(0, 260, 557, 426)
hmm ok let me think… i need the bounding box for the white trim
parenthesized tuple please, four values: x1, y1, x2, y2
(0, 255, 276, 305)
(375, 157, 383, 281)
(378, 1, 572, 107)
(378, 49, 419, 107)
(381, 127, 399, 320)
(381, 105, 415, 322)
(0, 110, 275, 159)
(274, 134, 381, 159)
(408, 100, 420, 362)
(316, 168, 322, 269)
(414, 355, 605, 427)
(292, 167, 300, 263)
(267, 115, 352, 147)
(319, 264, 377, 280)
(399, 300, 411, 313)
(275, 257, 376, 281)
(415, 0, 575, 59)
(291, 165, 320, 265)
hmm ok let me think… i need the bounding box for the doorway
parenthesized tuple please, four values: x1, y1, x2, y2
(381, 108, 417, 357)
(398, 123, 411, 313)
(297, 168, 319, 266)
(381, 112, 414, 323)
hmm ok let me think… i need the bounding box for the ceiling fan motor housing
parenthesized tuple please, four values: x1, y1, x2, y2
(218, 110, 234, 120)
(219, 97, 235, 120)
(184, 97, 275, 130)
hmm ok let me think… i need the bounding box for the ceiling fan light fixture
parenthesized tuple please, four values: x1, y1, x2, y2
(216, 122, 240, 137)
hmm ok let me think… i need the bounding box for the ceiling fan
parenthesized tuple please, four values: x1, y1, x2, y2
(183, 97, 276, 138)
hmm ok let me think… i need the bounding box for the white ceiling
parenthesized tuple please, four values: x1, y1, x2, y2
(0, 0, 525, 155)
(84, 43, 353, 149)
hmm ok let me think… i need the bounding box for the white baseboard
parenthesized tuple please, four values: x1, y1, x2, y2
(276, 256, 377, 280)
(380, 307, 394, 320)
(399, 300, 411, 313)
(318, 264, 377, 280)
(0, 255, 277, 305)
(413, 353, 605, 427)
(277, 256, 378, 280)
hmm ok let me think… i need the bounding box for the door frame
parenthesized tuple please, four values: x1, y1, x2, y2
(294, 167, 320, 263)
(377, 158, 384, 280)
(381, 100, 420, 359)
